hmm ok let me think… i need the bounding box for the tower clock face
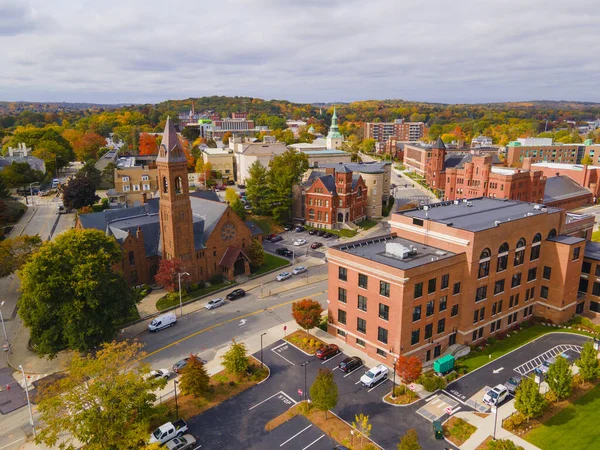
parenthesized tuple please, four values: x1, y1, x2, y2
(221, 222, 237, 241)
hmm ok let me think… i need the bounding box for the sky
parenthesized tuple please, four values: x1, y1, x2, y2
(1, 0, 600, 105)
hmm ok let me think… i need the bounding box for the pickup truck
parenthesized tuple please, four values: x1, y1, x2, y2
(149, 419, 188, 444)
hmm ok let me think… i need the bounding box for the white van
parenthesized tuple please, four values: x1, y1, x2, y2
(148, 313, 177, 332)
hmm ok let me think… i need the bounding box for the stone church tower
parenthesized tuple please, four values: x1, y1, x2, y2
(156, 117, 199, 280)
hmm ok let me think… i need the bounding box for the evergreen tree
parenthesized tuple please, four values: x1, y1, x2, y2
(309, 368, 338, 419)
(547, 356, 573, 399)
(179, 354, 210, 398)
(576, 340, 599, 381)
(245, 161, 268, 214)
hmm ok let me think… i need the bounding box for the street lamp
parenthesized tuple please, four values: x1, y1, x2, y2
(392, 357, 397, 399)
(300, 361, 311, 402)
(0, 301, 8, 353)
(492, 404, 499, 440)
(177, 272, 190, 317)
(19, 365, 36, 438)
(174, 380, 179, 420)
(260, 332, 267, 368)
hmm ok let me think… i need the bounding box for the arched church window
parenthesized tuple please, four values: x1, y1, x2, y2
(175, 177, 182, 194)
(162, 177, 168, 193)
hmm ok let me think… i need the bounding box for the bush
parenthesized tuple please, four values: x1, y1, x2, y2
(318, 315, 328, 332)
(418, 374, 446, 392)
(545, 390, 558, 403)
(445, 372, 458, 382)
(91, 204, 103, 212)
(572, 373, 584, 387)
(503, 412, 525, 431)
(302, 338, 309, 345)
(209, 274, 225, 284)
(394, 384, 407, 396)
(197, 281, 206, 289)
(188, 283, 198, 292)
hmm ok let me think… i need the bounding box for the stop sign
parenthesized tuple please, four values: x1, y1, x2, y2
(284, 325, 287, 331)
(298, 389, 303, 396)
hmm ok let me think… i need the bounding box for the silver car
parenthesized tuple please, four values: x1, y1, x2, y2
(165, 434, 197, 450)
(276, 272, 292, 281)
(205, 298, 225, 310)
(292, 266, 307, 275)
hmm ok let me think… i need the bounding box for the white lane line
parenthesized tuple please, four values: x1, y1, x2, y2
(332, 366, 339, 371)
(321, 352, 344, 364)
(192, 446, 202, 450)
(271, 348, 296, 366)
(249, 391, 283, 410)
(302, 434, 325, 450)
(355, 379, 362, 385)
(344, 365, 364, 377)
(280, 425, 312, 447)
(451, 406, 462, 414)
(0, 439, 25, 450)
(430, 399, 440, 405)
(280, 391, 298, 405)
(368, 379, 389, 392)
(272, 342, 289, 351)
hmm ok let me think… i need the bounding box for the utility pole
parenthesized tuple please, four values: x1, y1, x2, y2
(178, 272, 190, 317)
(19, 365, 36, 438)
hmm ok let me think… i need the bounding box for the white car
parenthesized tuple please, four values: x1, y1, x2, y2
(360, 364, 389, 388)
(276, 272, 292, 281)
(205, 298, 225, 310)
(483, 384, 509, 406)
(146, 368, 170, 380)
(293, 239, 307, 246)
(292, 266, 307, 275)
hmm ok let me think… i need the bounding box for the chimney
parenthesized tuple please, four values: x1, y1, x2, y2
(136, 226, 143, 240)
(522, 157, 532, 171)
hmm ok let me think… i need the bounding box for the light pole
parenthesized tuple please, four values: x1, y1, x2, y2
(29, 182, 40, 211)
(260, 332, 267, 368)
(174, 380, 179, 420)
(0, 301, 8, 353)
(19, 365, 36, 438)
(300, 361, 311, 402)
(492, 404, 498, 440)
(177, 272, 190, 317)
(392, 357, 397, 399)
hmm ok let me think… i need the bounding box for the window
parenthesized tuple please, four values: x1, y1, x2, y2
(528, 268, 537, 282)
(428, 278, 437, 294)
(453, 282, 461, 295)
(543, 266, 552, 280)
(377, 327, 388, 344)
(380, 281, 390, 297)
(143, 183, 150, 191)
(357, 318, 366, 333)
(141, 175, 149, 181)
(437, 318, 445, 334)
(473, 309, 479, 324)
(475, 285, 487, 302)
(379, 303, 389, 320)
(479, 307, 485, 321)
(492, 302, 497, 316)
(413, 305, 421, 322)
(530, 244, 540, 261)
(132, 184, 140, 191)
(596, 265, 600, 277)
(593, 282, 600, 296)
(472, 327, 483, 342)
(541, 285, 549, 299)
(411, 329, 420, 345)
(358, 295, 368, 311)
(356, 337, 365, 346)
(413, 218, 424, 227)
(337, 309, 346, 325)
(573, 247, 581, 261)
(339, 267, 347, 281)
(591, 301, 600, 313)
(338, 287, 347, 303)
(358, 273, 368, 289)
(123, 185, 130, 192)
(582, 261, 592, 274)
(414, 282, 423, 299)
(128, 250, 135, 266)
(497, 242, 509, 272)
(441, 274, 449, 290)
(426, 300, 435, 316)
(478, 260, 490, 278)
(451, 304, 459, 317)
(308, 208, 315, 220)
(580, 278, 589, 293)
(512, 273, 522, 288)
(548, 228, 557, 238)
(439, 296, 447, 312)
(491, 319, 502, 333)
(498, 299, 503, 313)
(494, 279, 505, 295)
(424, 323, 433, 340)
(122, 176, 130, 182)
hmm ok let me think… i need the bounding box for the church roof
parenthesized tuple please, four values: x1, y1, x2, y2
(218, 247, 250, 268)
(433, 137, 446, 150)
(156, 117, 187, 163)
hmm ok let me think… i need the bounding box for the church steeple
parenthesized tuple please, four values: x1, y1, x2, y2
(326, 106, 343, 150)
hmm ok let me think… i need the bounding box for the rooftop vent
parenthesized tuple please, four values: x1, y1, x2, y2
(466, 201, 473, 207)
(494, 220, 501, 226)
(534, 205, 541, 210)
(453, 200, 459, 205)
(386, 243, 413, 259)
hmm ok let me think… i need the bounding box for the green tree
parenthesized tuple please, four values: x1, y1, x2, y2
(397, 428, 421, 450)
(35, 340, 164, 450)
(247, 238, 265, 268)
(78, 161, 103, 189)
(581, 155, 593, 166)
(246, 161, 268, 213)
(102, 161, 116, 187)
(352, 413, 372, 447)
(179, 354, 210, 398)
(576, 340, 599, 381)
(359, 138, 376, 153)
(0, 235, 42, 277)
(310, 368, 338, 419)
(485, 439, 524, 450)
(266, 149, 308, 222)
(18, 229, 135, 357)
(221, 339, 249, 376)
(0, 161, 44, 188)
(231, 199, 246, 220)
(291, 298, 323, 336)
(514, 377, 546, 421)
(62, 176, 100, 210)
(547, 355, 573, 399)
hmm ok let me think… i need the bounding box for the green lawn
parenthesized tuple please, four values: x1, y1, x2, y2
(249, 216, 281, 235)
(156, 281, 235, 311)
(526, 384, 600, 449)
(359, 219, 378, 230)
(251, 253, 289, 277)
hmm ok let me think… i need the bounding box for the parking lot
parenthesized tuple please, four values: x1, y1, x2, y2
(263, 228, 339, 261)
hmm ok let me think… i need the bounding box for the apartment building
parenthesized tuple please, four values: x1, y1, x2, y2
(109, 156, 158, 206)
(202, 147, 234, 183)
(505, 138, 600, 167)
(364, 119, 425, 142)
(327, 197, 593, 363)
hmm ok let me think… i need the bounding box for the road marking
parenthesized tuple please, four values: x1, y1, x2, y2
(368, 379, 389, 392)
(141, 290, 328, 360)
(451, 406, 462, 414)
(271, 348, 296, 366)
(249, 391, 293, 410)
(280, 425, 312, 447)
(302, 434, 325, 450)
(0, 438, 25, 450)
(272, 342, 289, 351)
(493, 367, 504, 374)
(344, 364, 364, 377)
(332, 366, 339, 371)
(239, 319, 247, 326)
(321, 352, 343, 364)
(355, 379, 362, 385)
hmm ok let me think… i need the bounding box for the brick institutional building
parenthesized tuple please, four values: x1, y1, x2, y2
(77, 118, 262, 286)
(327, 197, 594, 363)
(426, 138, 546, 203)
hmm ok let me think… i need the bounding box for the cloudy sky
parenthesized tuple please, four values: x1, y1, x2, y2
(1, 0, 599, 104)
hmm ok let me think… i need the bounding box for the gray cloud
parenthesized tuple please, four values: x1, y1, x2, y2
(0, 0, 599, 104)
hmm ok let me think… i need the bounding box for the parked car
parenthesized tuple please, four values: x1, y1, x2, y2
(535, 356, 556, 375)
(148, 313, 177, 332)
(145, 368, 170, 380)
(239, 191, 246, 197)
(275, 247, 293, 257)
(323, 232, 333, 238)
(294, 226, 306, 232)
(244, 205, 252, 210)
(171, 356, 207, 374)
(237, 184, 246, 189)
(266, 234, 278, 241)
(227, 180, 235, 185)
(226, 288, 246, 300)
(293, 239, 307, 246)
(338, 356, 362, 373)
(483, 384, 509, 406)
(276, 272, 292, 281)
(315, 344, 340, 360)
(316, 229, 326, 237)
(283, 224, 294, 231)
(270, 235, 283, 243)
(308, 229, 316, 235)
(149, 419, 189, 444)
(311, 242, 323, 249)
(292, 266, 307, 275)
(205, 298, 225, 310)
(165, 434, 197, 450)
(505, 376, 522, 394)
(360, 364, 389, 388)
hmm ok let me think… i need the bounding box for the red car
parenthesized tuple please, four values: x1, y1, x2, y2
(266, 234, 278, 241)
(311, 242, 323, 249)
(315, 344, 340, 360)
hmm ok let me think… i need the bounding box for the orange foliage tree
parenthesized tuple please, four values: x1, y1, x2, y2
(291, 298, 323, 336)
(138, 133, 159, 155)
(62, 130, 106, 161)
(153, 258, 189, 292)
(395, 355, 422, 383)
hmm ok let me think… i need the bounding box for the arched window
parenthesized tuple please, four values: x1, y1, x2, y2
(162, 176, 169, 193)
(514, 238, 526, 266)
(548, 228, 557, 238)
(478, 248, 491, 278)
(175, 176, 182, 194)
(516, 238, 526, 248)
(357, 186, 363, 198)
(480, 248, 491, 259)
(128, 251, 135, 266)
(533, 233, 542, 243)
(308, 208, 315, 220)
(497, 242, 509, 272)
(531, 233, 542, 261)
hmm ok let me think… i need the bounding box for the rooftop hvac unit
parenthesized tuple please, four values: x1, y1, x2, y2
(386, 242, 411, 259)
(463, 199, 468, 203)
(423, 205, 429, 211)
(534, 205, 541, 210)
(467, 201, 473, 207)
(494, 220, 501, 226)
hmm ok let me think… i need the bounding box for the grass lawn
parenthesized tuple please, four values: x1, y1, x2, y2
(285, 330, 325, 353)
(156, 281, 235, 311)
(359, 219, 378, 230)
(592, 229, 600, 242)
(250, 216, 282, 235)
(525, 384, 600, 449)
(251, 253, 289, 277)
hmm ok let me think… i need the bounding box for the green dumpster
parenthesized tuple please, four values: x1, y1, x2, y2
(433, 354, 455, 374)
(433, 420, 444, 439)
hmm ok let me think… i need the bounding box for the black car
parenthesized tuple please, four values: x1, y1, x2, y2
(227, 180, 235, 185)
(308, 229, 316, 235)
(316, 230, 326, 237)
(323, 232, 333, 238)
(226, 289, 246, 300)
(237, 184, 246, 189)
(270, 235, 283, 243)
(284, 224, 294, 231)
(338, 356, 362, 373)
(275, 247, 293, 257)
(294, 226, 306, 232)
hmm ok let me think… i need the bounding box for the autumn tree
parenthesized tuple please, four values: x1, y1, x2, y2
(310, 368, 338, 419)
(222, 132, 233, 145)
(221, 339, 249, 376)
(62, 176, 100, 210)
(77, 161, 103, 189)
(138, 133, 159, 155)
(291, 298, 323, 336)
(247, 238, 265, 268)
(576, 340, 599, 381)
(396, 355, 422, 383)
(35, 340, 165, 450)
(514, 377, 546, 421)
(0, 235, 42, 277)
(153, 258, 188, 292)
(179, 354, 210, 398)
(581, 155, 593, 166)
(352, 413, 372, 447)
(547, 355, 573, 399)
(397, 428, 421, 450)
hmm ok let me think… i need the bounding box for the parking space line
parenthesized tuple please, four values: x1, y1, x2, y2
(332, 366, 339, 371)
(355, 379, 362, 385)
(271, 348, 296, 366)
(368, 379, 389, 392)
(344, 365, 363, 377)
(451, 406, 462, 414)
(249, 391, 283, 410)
(321, 353, 343, 364)
(272, 342, 289, 351)
(302, 434, 325, 450)
(280, 424, 312, 447)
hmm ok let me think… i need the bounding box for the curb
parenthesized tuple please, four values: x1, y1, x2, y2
(381, 390, 421, 407)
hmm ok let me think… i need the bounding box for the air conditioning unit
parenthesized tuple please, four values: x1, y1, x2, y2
(533, 205, 541, 210)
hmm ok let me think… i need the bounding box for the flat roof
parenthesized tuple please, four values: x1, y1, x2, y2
(547, 235, 585, 245)
(331, 234, 456, 270)
(585, 241, 600, 261)
(399, 197, 560, 232)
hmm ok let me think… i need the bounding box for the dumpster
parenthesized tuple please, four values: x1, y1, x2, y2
(433, 354, 455, 375)
(433, 420, 444, 439)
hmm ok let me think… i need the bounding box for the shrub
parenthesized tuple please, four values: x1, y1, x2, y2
(209, 274, 225, 284)
(545, 390, 558, 403)
(572, 373, 584, 387)
(188, 283, 198, 292)
(394, 384, 407, 396)
(445, 372, 458, 382)
(298, 401, 312, 414)
(503, 416, 516, 431)
(419, 375, 438, 392)
(310, 339, 316, 346)
(197, 281, 206, 289)
(302, 338, 309, 345)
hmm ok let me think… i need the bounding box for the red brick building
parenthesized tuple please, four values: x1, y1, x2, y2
(327, 197, 594, 363)
(531, 162, 600, 199)
(304, 166, 367, 229)
(364, 120, 424, 142)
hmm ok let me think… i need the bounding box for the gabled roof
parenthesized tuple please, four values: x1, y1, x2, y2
(317, 174, 336, 194)
(219, 247, 250, 268)
(245, 221, 263, 237)
(433, 137, 446, 150)
(190, 190, 220, 202)
(351, 173, 361, 189)
(544, 175, 592, 203)
(156, 117, 187, 163)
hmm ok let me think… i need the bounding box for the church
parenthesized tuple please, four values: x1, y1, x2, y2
(76, 118, 262, 286)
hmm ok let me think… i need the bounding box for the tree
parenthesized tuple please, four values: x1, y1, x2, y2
(0, 161, 43, 187)
(395, 355, 422, 383)
(230, 199, 246, 220)
(62, 176, 100, 210)
(102, 161, 116, 187)
(181, 126, 200, 143)
(138, 133, 159, 155)
(266, 149, 308, 221)
(221, 339, 249, 376)
(576, 340, 599, 381)
(222, 132, 233, 145)
(581, 155, 593, 166)
(547, 355, 573, 399)
(18, 229, 135, 357)
(310, 368, 338, 419)
(291, 299, 323, 336)
(0, 235, 42, 277)
(225, 187, 239, 205)
(359, 138, 376, 153)
(77, 161, 103, 189)
(0, 173, 9, 198)
(35, 340, 165, 450)
(178, 354, 210, 398)
(352, 413, 372, 447)
(247, 238, 265, 268)
(514, 377, 546, 421)
(245, 161, 268, 213)
(485, 439, 524, 450)
(153, 258, 188, 292)
(397, 428, 421, 450)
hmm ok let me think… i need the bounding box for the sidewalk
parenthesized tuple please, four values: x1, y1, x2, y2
(391, 166, 437, 200)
